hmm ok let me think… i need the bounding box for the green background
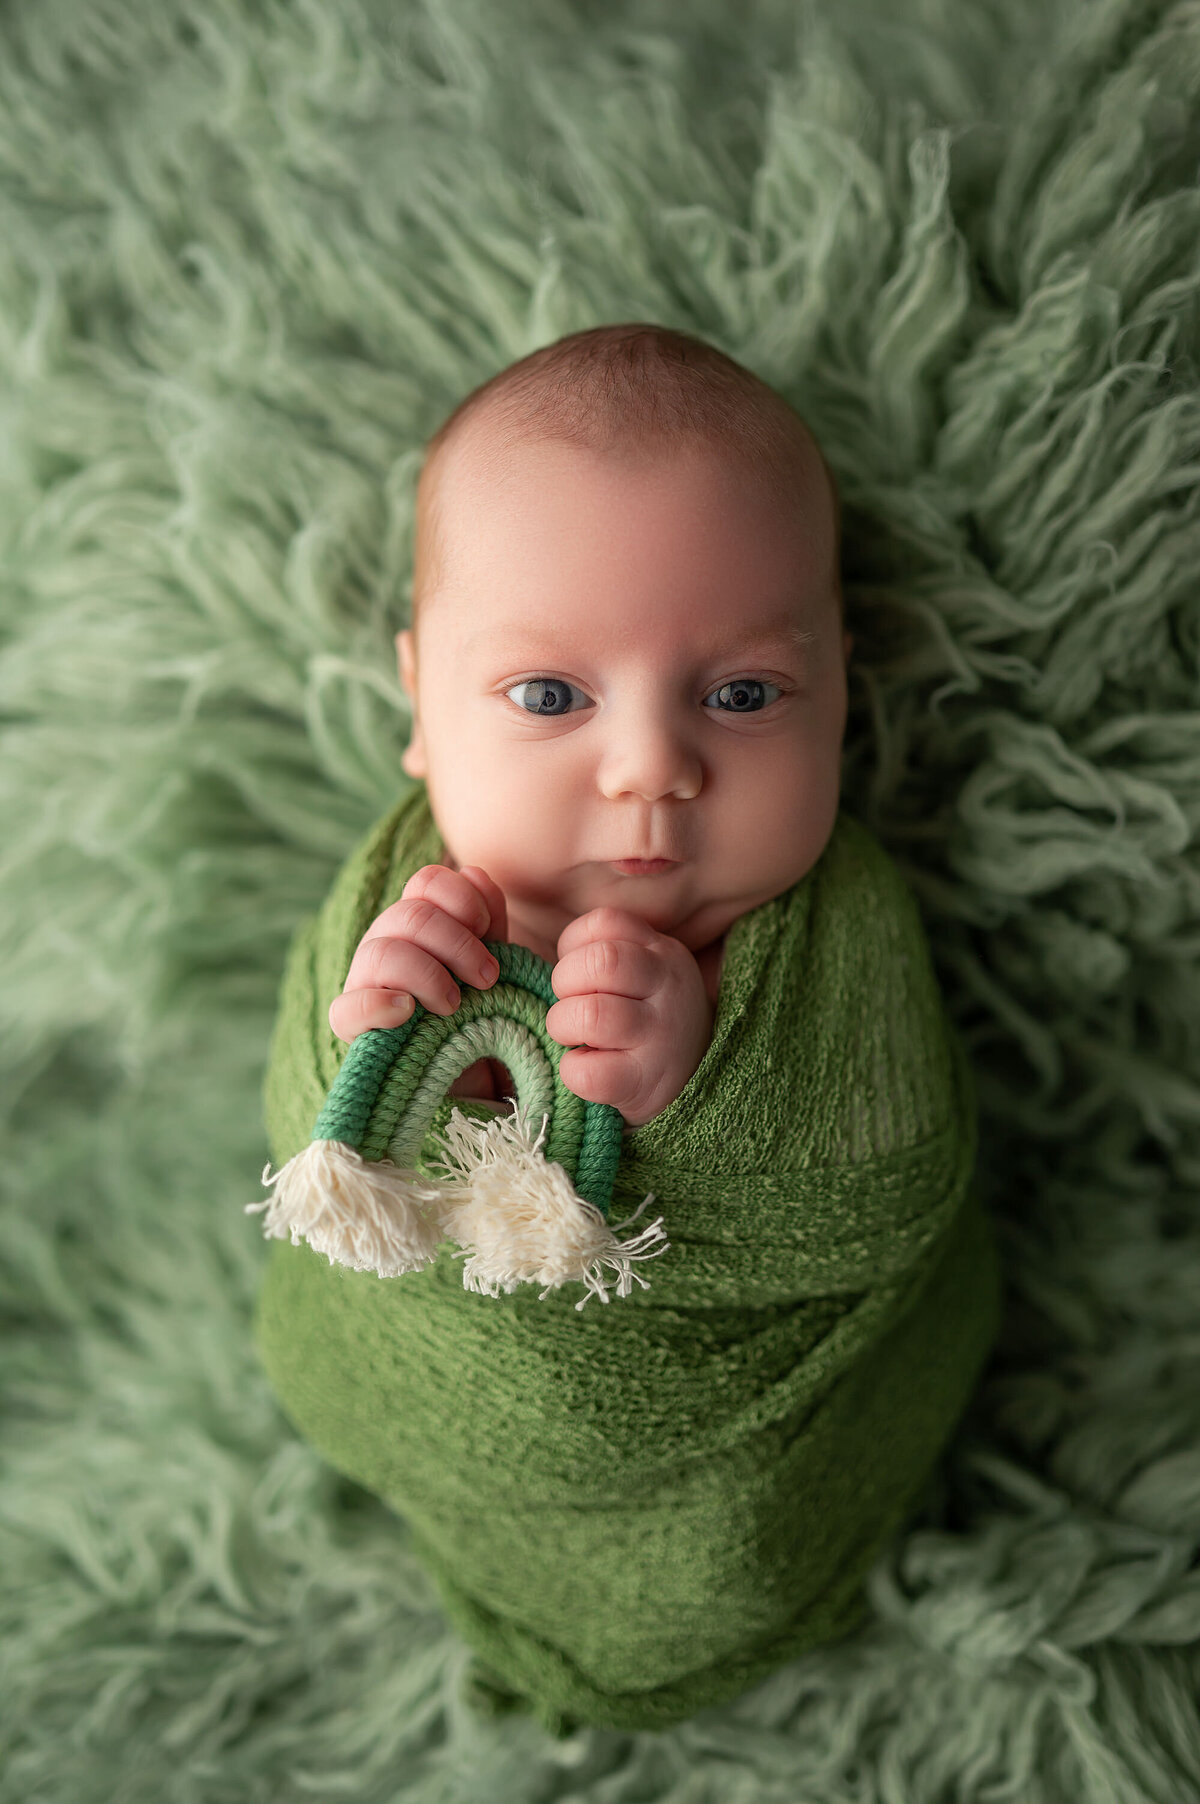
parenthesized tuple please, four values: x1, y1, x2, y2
(2, 0, 1199, 1797)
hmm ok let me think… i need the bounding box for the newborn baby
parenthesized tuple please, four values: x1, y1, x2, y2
(330, 332, 852, 1128)
(255, 324, 1001, 1735)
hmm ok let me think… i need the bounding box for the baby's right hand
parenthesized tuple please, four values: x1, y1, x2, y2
(329, 863, 509, 1044)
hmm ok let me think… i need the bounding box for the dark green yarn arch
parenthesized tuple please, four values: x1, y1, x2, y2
(311, 939, 625, 1219)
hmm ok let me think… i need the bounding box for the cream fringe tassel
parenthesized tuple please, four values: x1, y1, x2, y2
(248, 1103, 669, 1310)
(429, 1104, 668, 1310)
(248, 1138, 447, 1277)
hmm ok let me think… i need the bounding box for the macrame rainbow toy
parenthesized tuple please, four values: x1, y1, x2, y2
(247, 939, 669, 1310)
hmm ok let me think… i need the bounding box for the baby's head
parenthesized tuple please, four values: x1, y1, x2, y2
(396, 324, 852, 965)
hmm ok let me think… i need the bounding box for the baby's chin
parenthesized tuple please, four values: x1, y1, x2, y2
(576, 875, 732, 955)
(444, 847, 737, 955)
(498, 879, 716, 960)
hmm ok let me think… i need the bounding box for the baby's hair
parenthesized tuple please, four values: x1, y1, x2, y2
(410, 322, 843, 644)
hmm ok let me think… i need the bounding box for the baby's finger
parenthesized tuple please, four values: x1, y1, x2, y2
(345, 931, 491, 1018)
(551, 939, 658, 1001)
(328, 985, 415, 1044)
(556, 1045, 642, 1115)
(456, 864, 508, 946)
(556, 906, 655, 960)
(545, 992, 645, 1050)
(364, 863, 490, 947)
(349, 889, 500, 1000)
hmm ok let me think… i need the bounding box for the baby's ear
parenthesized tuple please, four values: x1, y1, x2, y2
(396, 629, 427, 775)
(396, 628, 417, 697)
(400, 729, 427, 777)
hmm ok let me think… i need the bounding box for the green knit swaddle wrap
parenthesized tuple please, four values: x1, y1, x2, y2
(251, 782, 1003, 1735)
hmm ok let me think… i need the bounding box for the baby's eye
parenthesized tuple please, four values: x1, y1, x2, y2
(504, 677, 589, 717)
(703, 678, 781, 714)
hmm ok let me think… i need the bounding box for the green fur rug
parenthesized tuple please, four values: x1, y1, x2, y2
(3, 0, 1199, 1797)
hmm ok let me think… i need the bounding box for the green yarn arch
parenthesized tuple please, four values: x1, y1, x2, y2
(311, 939, 625, 1218)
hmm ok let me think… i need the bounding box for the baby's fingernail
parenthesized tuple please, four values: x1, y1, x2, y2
(481, 955, 499, 982)
(385, 993, 414, 1019)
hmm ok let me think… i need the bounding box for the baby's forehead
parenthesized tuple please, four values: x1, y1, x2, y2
(415, 418, 840, 633)
(434, 423, 834, 531)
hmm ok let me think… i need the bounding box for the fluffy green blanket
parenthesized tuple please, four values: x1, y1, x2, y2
(251, 782, 1002, 1734)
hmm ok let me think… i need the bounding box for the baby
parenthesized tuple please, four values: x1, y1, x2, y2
(256, 324, 1002, 1735)
(328, 322, 852, 1127)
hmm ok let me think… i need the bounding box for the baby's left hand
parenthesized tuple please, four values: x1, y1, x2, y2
(546, 908, 715, 1128)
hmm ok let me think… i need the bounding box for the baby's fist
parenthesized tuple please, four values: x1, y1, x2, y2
(545, 908, 714, 1127)
(328, 862, 507, 1043)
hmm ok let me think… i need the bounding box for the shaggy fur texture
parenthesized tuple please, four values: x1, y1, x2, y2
(2, 0, 1199, 1796)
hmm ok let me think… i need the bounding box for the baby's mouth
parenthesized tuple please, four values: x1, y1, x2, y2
(610, 858, 679, 876)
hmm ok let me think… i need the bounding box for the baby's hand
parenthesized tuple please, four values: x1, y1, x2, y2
(328, 864, 508, 1043)
(546, 908, 714, 1128)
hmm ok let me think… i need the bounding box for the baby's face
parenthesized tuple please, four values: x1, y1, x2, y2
(397, 437, 852, 967)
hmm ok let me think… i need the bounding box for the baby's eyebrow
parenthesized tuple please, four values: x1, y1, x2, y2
(712, 623, 818, 657)
(473, 620, 818, 659)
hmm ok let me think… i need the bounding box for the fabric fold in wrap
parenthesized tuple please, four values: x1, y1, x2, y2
(251, 781, 1003, 1734)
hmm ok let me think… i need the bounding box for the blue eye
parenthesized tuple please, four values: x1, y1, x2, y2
(505, 677, 587, 717)
(703, 678, 781, 713)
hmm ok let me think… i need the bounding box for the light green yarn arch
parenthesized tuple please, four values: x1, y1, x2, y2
(385, 1017, 558, 1166)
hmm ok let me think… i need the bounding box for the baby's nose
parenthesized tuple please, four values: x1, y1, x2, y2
(596, 720, 701, 803)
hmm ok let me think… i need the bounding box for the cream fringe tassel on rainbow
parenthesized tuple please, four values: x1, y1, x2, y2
(247, 942, 669, 1311)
